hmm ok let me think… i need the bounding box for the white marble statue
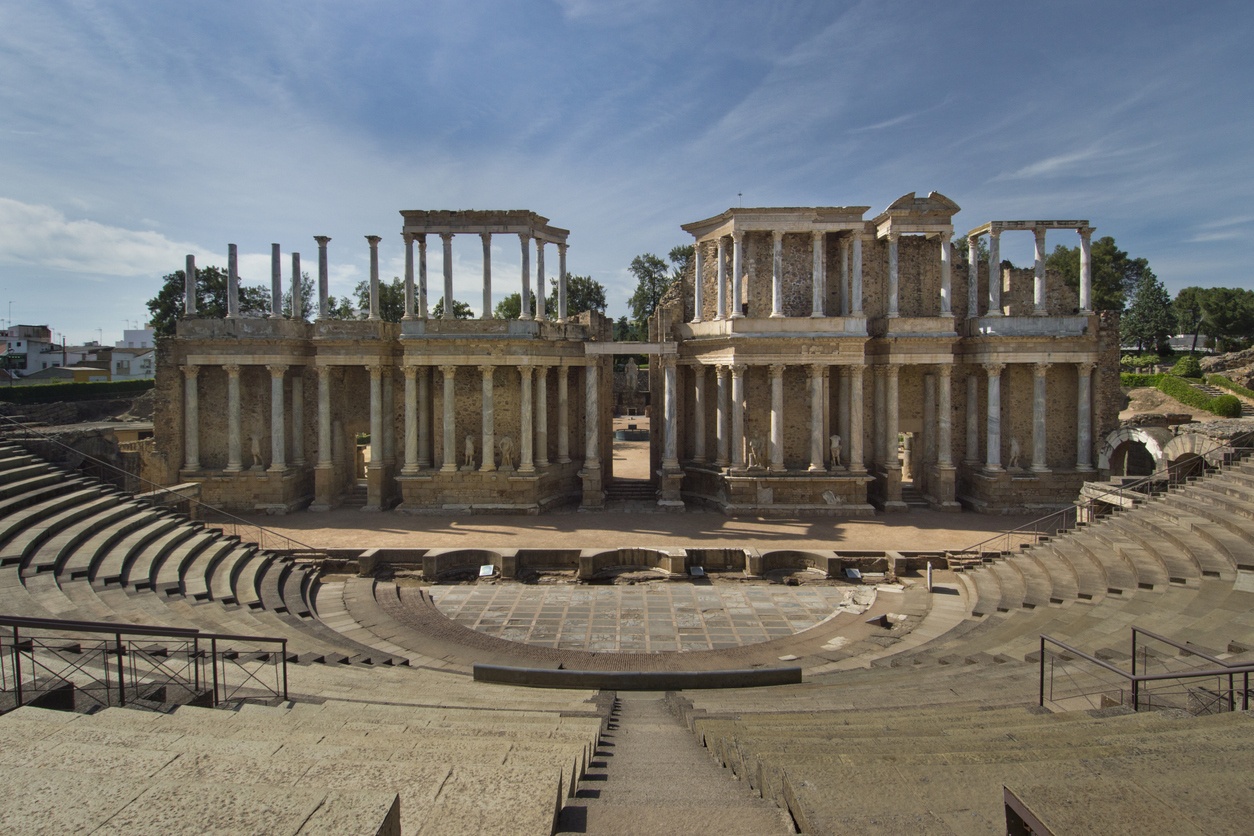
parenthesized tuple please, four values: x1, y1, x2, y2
(499, 436, 515, 470)
(464, 434, 476, 469)
(1008, 436, 1022, 470)
(830, 434, 842, 468)
(747, 438, 762, 469)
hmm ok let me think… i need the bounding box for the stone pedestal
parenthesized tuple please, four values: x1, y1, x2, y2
(580, 465, 604, 510)
(310, 464, 337, 512)
(658, 468, 685, 510)
(926, 464, 960, 512)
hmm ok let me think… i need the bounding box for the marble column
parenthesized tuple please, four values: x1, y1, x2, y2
(1076, 362, 1095, 471)
(366, 236, 382, 321)
(967, 235, 979, 318)
(715, 238, 727, 320)
(662, 356, 679, 470)
(1079, 227, 1094, 313)
(518, 233, 532, 320)
(519, 365, 535, 473)
(811, 231, 825, 317)
(965, 373, 980, 464)
(585, 362, 600, 468)
(367, 364, 382, 470)
(557, 366, 571, 464)
(886, 233, 900, 317)
(402, 366, 418, 475)
(184, 254, 198, 317)
(224, 364, 241, 472)
(939, 235, 952, 316)
(440, 365, 457, 473)
(317, 366, 332, 468)
(692, 242, 705, 324)
(873, 369, 886, 467)
(227, 245, 239, 319)
(417, 234, 429, 319)
(382, 369, 394, 465)
(769, 363, 785, 471)
(987, 230, 1002, 316)
(851, 234, 864, 315)
(1033, 362, 1050, 471)
(535, 239, 546, 322)
(692, 365, 707, 464)
(270, 245, 282, 319)
(839, 238, 850, 316)
(417, 367, 431, 469)
(290, 252, 302, 321)
(557, 243, 569, 323)
(535, 366, 549, 468)
(985, 363, 1004, 470)
(182, 365, 199, 470)
(885, 365, 900, 469)
(1033, 227, 1047, 314)
(481, 232, 492, 320)
(731, 232, 745, 318)
(314, 236, 330, 320)
(268, 364, 287, 472)
(848, 364, 865, 472)
(290, 372, 304, 466)
(715, 365, 730, 467)
(923, 374, 936, 473)
(938, 365, 953, 468)
(808, 364, 825, 471)
(730, 364, 746, 467)
(440, 232, 454, 320)
(480, 364, 495, 471)
(403, 233, 415, 320)
(770, 230, 785, 318)
(838, 367, 851, 464)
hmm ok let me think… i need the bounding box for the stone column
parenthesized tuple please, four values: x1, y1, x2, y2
(227, 245, 239, 318)
(519, 365, 535, 473)
(268, 364, 287, 472)
(535, 366, 549, 467)
(769, 363, 785, 471)
(382, 368, 394, 466)
(839, 237, 850, 316)
(585, 362, 600, 467)
(1032, 362, 1050, 471)
(366, 236, 382, 320)
(535, 239, 546, 321)
(987, 230, 1002, 316)
(692, 365, 707, 463)
(480, 232, 492, 320)
(715, 365, 730, 467)
(838, 366, 851, 464)
(808, 364, 825, 471)
(1033, 227, 1047, 314)
(557, 243, 569, 323)
(417, 234, 429, 319)
(811, 231, 825, 317)
(269, 245, 283, 319)
(224, 364, 241, 471)
(967, 235, 979, 318)
(662, 356, 679, 470)
(367, 364, 382, 469)
(440, 232, 454, 320)
(402, 366, 418, 475)
(1079, 227, 1094, 313)
(985, 363, 1004, 470)
(518, 233, 532, 320)
(715, 238, 727, 320)
(731, 231, 745, 318)
(557, 366, 571, 464)
(440, 365, 457, 472)
(317, 366, 332, 468)
(403, 233, 415, 320)
(692, 242, 705, 323)
(885, 365, 900, 468)
(848, 364, 865, 473)
(1077, 362, 1095, 471)
(966, 373, 979, 464)
(938, 365, 953, 468)
(183, 365, 200, 470)
(730, 364, 746, 467)
(314, 236, 330, 320)
(922, 375, 936, 475)
(770, 230, 785, 317)
(886, 233, 900, 317)
(290, 252, 302, 321)
(872, 369, 886, 466)
(851, 234, 864, 315)
(417, 367, 431, 469)
(939, 234, 952, 315)
(479, 364, 495, 471)
(182, 254, 198, 317)
(291, 372, 304, 466)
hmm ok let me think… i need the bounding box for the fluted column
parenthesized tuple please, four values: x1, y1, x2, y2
(966, 373, 979, 464)
(290, 252, 302, 321)
(692, 243, 705, 323)
(535, 366, 549, 468)
(268, 364, 287, 472)
(1077, 362, 1095, 471)
(938, 364, 953, 468)
(692, 365, 707, 464)
(662, 356, 679, 470)
(715, 365, 730, 467)
(269, 245, 282, 319)
(731, 231, 745, 318)
(940, 234, 952, 315)
(770, 230, 785, 317)
(848, 364, 865, 472)
(851, 234, 864, 315)
(518, 233, 532, 320)
(440, 232, 454, 320)
(440, 365, 457, 472)
(317, 366, 332, 468)
(557, 366, 571, 464)
(886, 233, 900, 317)
(519, 365, 535, 473)
(417, 367, 431, 469)
(290, 372, 304, 466)
(366, 236, 381, 320)
(808, 364, 824, 471)
(225, 364, 241, 471)
(769, 363, 785, 471)
(1033, 227, 1047, 314)
(479, 364, 495, 471)
(985, 363, 1004, 470)
(1032, 362, 1050, 471)
(182, 365, 199, 470)
(585, 362, 600, 467)
(417, 234, 429, 319)
(314, 236, 330, 320)
(885, 365, 900, 469)
(1079, 227, 1094, 313)
(535, 239, 546, 321)
(480, 232, 492, 320)
(967, 235, 979, 318)
(715, 238, 727, 320)
(987, 230, 1002, 316)
(227, 245, 239, 318)
(811, 231, 825, 317)
(402, 366, 418, 475)
(403, 233, 415, 320)
(557, 243, 569, 323)
(367, 364, 382, 470)
(730, 364, 746, 467)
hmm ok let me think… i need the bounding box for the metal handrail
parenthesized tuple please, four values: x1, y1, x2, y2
(0, 413, 326, 559)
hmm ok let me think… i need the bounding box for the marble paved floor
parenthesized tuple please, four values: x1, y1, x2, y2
(429, 581, 873, 653)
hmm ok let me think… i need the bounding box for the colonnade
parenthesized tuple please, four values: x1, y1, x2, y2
(182, 362, 305, 473)
(965, 225, 1094, 317)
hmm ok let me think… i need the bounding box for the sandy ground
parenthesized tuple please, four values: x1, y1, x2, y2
(1119, 386, 1212, 422)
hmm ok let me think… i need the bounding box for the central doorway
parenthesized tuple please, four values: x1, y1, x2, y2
(607, 352, 656, 506)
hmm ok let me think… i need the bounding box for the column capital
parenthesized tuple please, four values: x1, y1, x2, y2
(401, 365, 417, 380)
(1077, 361, 1096, 374)
(811, 229, 823, 242)
(517, 231, 530, 244)
(415, 233, 427, 248)
(730, 363, 747, 376)
(182, 364, 199, 380)
(478, 363, 495, 377)
(847, 363, 867, 374)
(808, 363, 825, 379)
(884, 364, 899, 380)
(367, 363, 383, 379)
(267, 363, 287, 377)
(732, 229, 744, 244)
(768, 362, 786, 377)
(716, 363, 730, 376)
(772, 229, 784, 243)
(1034, 362, 1051, 377)
(518, 364, 534, 377)
(365, 235, 381, 247)
(886, 231, 900, 243)
(480, 231, 491, 244)
(557, 241, 568, 254)
(223, 363, 241, 377)
(983, 362, 1005, 376)
(316, 365, 331, 381)
(402, 231, 413, 244)
(439, 231, 454, 242)
(967, 233, 979, 245)
(937, 363, 953, 380)
(1034, 227, 1047, 244)
(989, 229, 1001, 242)
(313, 235, 331, 246)
(439, 364, 457, 377)
(1078, 226, 1095, 241)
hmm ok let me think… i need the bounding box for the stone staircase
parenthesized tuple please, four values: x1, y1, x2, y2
(1191, 381, 1254, 416)
(604, 479, 656, 510)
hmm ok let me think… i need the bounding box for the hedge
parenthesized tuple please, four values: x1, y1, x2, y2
(1156, 374, 1241, 417)
(1120, 372, 1164, 388)
(1171, 355, 1202, 378)
(1207, 373, 1254, 400)
(0, 378, 154, 404)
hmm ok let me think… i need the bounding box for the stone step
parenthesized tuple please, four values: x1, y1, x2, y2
(90, 514, 182, 586)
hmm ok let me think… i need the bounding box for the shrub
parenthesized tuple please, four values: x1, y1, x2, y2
(1212, 394, 1243, 418)
(1206, 374, 1254, 400)
(1156, 375, 1243, 417)
(1120, 354, 1162, 369)
(1171, 355, 1202, 378)
(1120, 373, 1163, 388)
(0, 378, 154, 404)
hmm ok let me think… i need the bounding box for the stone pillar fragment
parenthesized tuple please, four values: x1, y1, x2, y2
(987, 231, 1002, 316)
(185, 254, 198, 317)
(481, 232, 492, 320)
(227, 245, 239, 319)
(715, 365, 730, 467)
(1079, 227, 1094, 313)
(769, 364, 785, 471)
(535, 239, 546, 321)
(519, 365, 535, 473)
(770, 231, 784, 318)
(557, 366, 571, 464)
(518, 234, 532, 320)
(985, 363, 1004, 470)
(1077, 362, 1095, 471)
(417, 234, 429, 319)
(403, 233, 415, 320)
(314, 236, 330, 320)
(290, 252, 302, 321)
(268, 364, 287, 472)
(225, 364, 241, 471)
(731, 232, 745, 318)
(480, 365, 495, 471)
(1033, 227, 1047, 315)
(440, 232, 454, 320)
(183, 366, 200, 470)
(692, 243, 704, 324)
(557, 243, 569, 323)
(808, 364, 824, 471)
(730, 364, 746, 467)
(402, 366, 418, 475)
(366, 236, 382, 321)
(270, 245, 283, 320)
(440, 365, 457, 473)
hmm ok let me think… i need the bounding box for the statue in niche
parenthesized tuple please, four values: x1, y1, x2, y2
(624, 358, 638, 392)
(1008, 437, 1022, 470)
(830, 434, 843, 469)
(499, 436, 515, 470)
(747, 438, 763, 470)
(250, 435, 263, 470)
(464, 434, 476, 469)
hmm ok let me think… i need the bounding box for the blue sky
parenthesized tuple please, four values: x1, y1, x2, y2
(1, 0, 1251, 344)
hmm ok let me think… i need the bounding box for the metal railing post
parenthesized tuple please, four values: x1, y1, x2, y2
(13, 626, 22, 707)
(1131, 677, 1139, 712)
(281, 639, 288, 701)
(115, 632, 126, 706)
(1038, 636, 1045, 707)
(1131, 629, 1138, 677)
(210, 637, 219, 707)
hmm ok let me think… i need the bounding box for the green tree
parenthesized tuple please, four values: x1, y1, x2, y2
(281, 272, 315, 322)
(324, 295, 358, 319)
(1200, 288, 1254, 352)
(545, 274, 607, 317)
(613, 315, 640, 342)
(1173, 287, 1209, 353)
(353, 277, 405, 322)
(628, 253, 674, 330)
(1120, 272, 1175, 355)
(147, 265, 270, 337)
(1045, 236, 1151, 312)
(951, 234, 989, 263)
(432, 297, 474, 320)
(668, 245, 694, 283)
(494, 292, 535, 320)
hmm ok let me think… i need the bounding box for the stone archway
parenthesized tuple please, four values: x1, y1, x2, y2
(1096, 426, 1175, 477)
